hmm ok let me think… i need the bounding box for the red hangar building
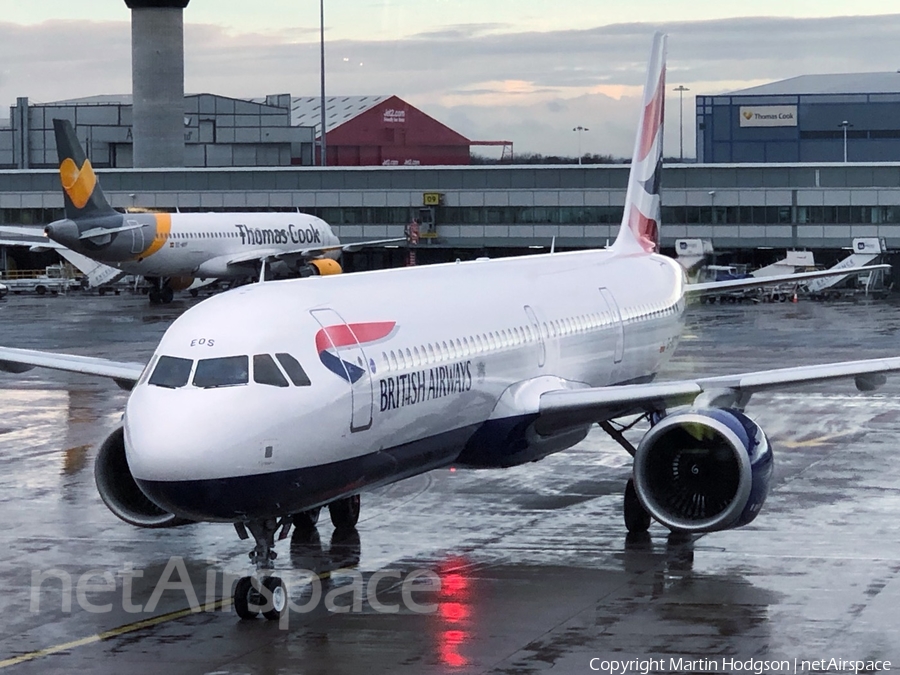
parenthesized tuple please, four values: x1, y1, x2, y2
(292, 95, 473, 166)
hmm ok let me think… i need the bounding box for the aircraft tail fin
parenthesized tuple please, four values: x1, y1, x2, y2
(611, 32, 667, 255)
(52, 119, 117, 222)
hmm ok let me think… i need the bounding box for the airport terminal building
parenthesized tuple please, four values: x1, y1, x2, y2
(697, 73, 900, 163)
(4, 161, 900, 270)
(6, 72, 900, 270)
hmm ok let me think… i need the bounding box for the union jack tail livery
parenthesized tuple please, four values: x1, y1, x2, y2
(612, 32, 666, 255)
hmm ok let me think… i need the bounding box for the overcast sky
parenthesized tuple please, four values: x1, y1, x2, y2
(3, 2, 900, 158)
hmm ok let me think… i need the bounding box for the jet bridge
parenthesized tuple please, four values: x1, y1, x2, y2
(674, 239, 714, 281)
(751, 250, 816, 278)
(806, 238, 888, 295)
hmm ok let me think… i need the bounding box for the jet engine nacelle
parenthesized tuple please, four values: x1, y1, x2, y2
(94, 427, 192, 528)
(167, 276, 195, 292)
(632, 408, 774, 533)
(302, 259, 342, 276)
(268, 258, 343, 278)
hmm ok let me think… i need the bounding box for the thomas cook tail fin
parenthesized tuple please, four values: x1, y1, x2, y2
(611, 32, 666, 255)
(53, 119, 117, 222)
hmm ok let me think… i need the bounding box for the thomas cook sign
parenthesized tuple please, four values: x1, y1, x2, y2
(739, 105, 798, 127)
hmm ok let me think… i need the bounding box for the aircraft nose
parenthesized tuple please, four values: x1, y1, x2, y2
(45, 219, 79, 246)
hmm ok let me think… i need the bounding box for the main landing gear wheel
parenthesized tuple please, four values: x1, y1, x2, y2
(261, 576, 287, 621)
(148, 288, 162, 304)
(329, 495, 361, 530)
(292, 507, 321, 532)
(160, 286, 174, 303)
(624, 478, 651, 534)
(233, 576, 259, 620)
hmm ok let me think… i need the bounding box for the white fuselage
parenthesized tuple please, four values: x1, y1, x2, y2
(124, 248, 686, 522)
(67, 212, 338, 279)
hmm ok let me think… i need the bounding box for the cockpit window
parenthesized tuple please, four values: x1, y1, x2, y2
(275, 353, 311, 387)
(253, 354, 289, 388)
(193, 356, 249, 389)
(138, 355, 158, 386)
(148, 356, 193, 389)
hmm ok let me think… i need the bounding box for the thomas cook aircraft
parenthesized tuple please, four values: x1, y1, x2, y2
(40, 119, 403, 303)
(0, 34, 896, 620)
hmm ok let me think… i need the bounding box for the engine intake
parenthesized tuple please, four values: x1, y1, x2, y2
(633, 409, 773, 533)
(95, 427, 191, 528)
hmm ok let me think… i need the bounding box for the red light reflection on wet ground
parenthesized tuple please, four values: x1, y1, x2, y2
(435, 558, 472, 668)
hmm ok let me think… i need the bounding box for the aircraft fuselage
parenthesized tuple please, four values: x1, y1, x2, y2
(124, 248, 686, 522)
(45, 212, 339, 278)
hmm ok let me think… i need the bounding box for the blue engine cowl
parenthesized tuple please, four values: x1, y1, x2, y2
(632, 408, 774, 533)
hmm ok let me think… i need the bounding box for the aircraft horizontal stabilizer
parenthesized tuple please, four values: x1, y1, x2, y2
(687, 264, 891, 295)
(78, 223, 143, 240)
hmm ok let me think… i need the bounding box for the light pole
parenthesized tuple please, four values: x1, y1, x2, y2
(708, 190, 716, 225)
(674, 85, 690, 161)
(838, 120, 852, 163)
(319, 0, 327, 167)
(573, 126, 589, 165)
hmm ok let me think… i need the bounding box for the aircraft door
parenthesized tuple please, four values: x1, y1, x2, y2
(599, 288, 624, 363)
(310, 308, 374, 432)
(523, 305, 546, 368)
(128, 219, 145, 254)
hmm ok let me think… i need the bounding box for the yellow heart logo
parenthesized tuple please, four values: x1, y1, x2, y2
(743, 111, 753, 120)
(59, 157, 97, 210)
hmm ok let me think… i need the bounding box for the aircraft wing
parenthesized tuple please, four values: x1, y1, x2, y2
(0, 236, 124, 287)
(687, 264, 891, 295)
(0, 225, 50, 238)
(0, 237, 64, 252)
(0, 224, 64, 253)
(0, 347, 144, 390)
(224, 237, 408, 267)
(536, 356, 900, 434)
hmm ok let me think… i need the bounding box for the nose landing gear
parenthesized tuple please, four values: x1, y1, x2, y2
(232, 517, 290, 621)
(231, 495, 362, 621)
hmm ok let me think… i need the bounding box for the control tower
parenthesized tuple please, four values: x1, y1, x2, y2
(124, 0, 191, 167)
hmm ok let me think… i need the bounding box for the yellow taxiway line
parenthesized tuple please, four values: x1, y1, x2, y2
(0, 597, 232, 670)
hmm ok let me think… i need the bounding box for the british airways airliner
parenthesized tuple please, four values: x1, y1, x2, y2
(1, 34, 897, 621)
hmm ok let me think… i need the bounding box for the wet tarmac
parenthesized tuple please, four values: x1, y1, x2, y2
(0, 292, 899, 674)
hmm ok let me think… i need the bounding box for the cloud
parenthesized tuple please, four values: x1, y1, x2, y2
(2, 14, 900, 156)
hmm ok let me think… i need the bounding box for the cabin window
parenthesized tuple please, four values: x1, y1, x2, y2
(193, 356, 249, 389)
(253, 354, 289, 387)
(389, 350, 399, 370)
(148, 356, 193, 389)
(275, 353, 312, 386)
